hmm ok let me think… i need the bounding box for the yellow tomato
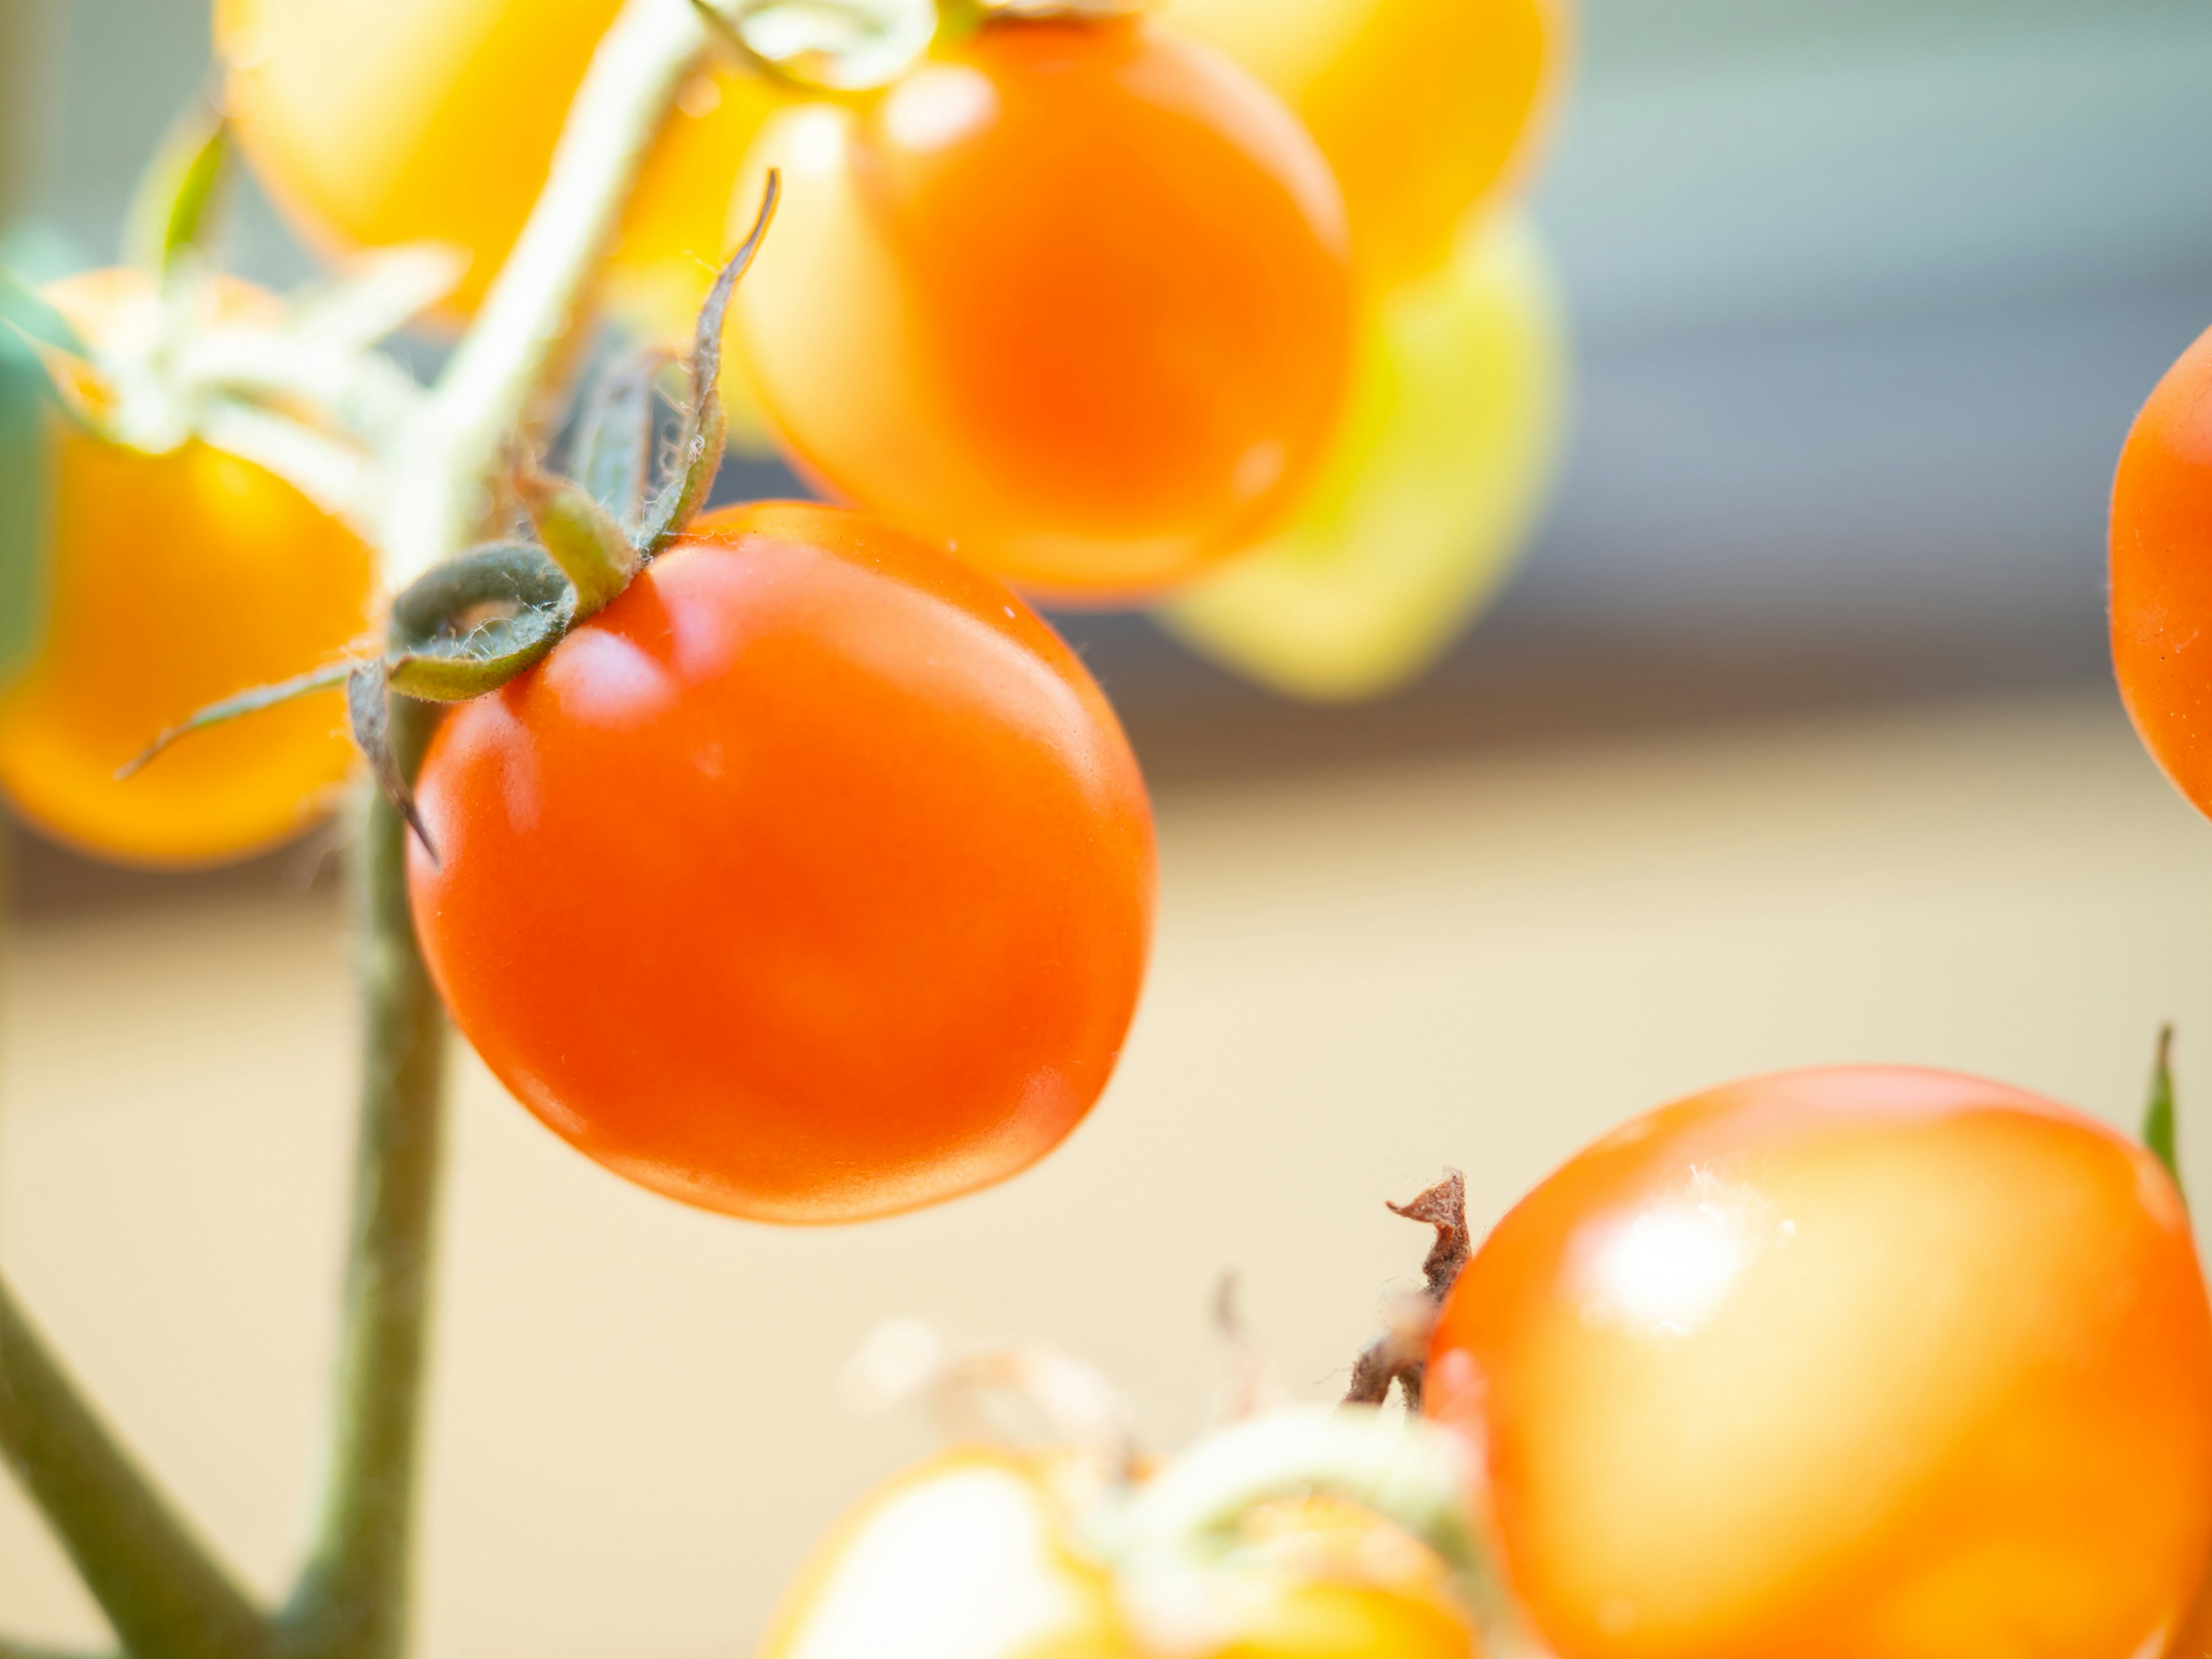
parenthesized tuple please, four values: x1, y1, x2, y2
(1427, 1066, 2212, 1659)
(1161, 209, 1565, 702)
(1163, 0, 1568, 290)
(0, 272, 376, 866)
(2175, 1569, 2212, 1659)
(756, 1449, 1128, 1659)
(216, 0, 784, 444)
(758, 1451, 1475, 1659)
(1210, 1498, 1474, 1659)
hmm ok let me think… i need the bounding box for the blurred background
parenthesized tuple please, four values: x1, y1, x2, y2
(6, 0, 2212, 1653)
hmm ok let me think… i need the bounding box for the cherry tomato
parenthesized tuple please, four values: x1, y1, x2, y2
(2173, 1566, 2212, 1659)
(757, 1449, 1127, 1659)
(407, 501, 1155, 1224)
(757, 1452, 1473, 1659)
(2112, 321, 2212, 819)
(1163, 210, 1565, 701)
(1425, 1066, 2212, 1659)
(1162, 0, 1568, 291)
(730, 19, 1353, 600)
(215, 0, 781, 335)
(0, 269, 375, 866)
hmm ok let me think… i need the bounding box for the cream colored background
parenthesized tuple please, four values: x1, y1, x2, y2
(5, 691, 2210, 1656)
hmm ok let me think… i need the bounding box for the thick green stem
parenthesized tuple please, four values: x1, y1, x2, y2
(279, 705, 446, 1659)
(0, 1278, 271, 1659)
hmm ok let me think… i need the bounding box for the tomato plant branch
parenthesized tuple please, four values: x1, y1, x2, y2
(0, 1275, 272, 1659)
(380, 0, 707, 586)
(279, 704, 447, 1659)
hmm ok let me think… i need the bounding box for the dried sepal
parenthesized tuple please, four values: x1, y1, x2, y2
(117, 658, 358, 779)
(123, 101, 231, 281)
(349, 661, 438, 861)
(382, 543, 577, 702)
(694, 0, 933, 94)
(638, 170, 780, 551)
(514, 461, 640, 620)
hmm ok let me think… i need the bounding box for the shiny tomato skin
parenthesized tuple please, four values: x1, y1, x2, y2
(1426, 1066, 2212, 1659)
(0, 270, 375, 867)
(732, 19, 1353, 601)
(406, 502, 1156, 1224)
(2112, 322, 2212, 818)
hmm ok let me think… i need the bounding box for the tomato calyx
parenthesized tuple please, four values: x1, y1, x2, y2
(0, 108, 457, 531)
(2145, 1023, 2187, 1202)
(123, 174, 782, 853)
(842, 1318, 1505, 1656)
(1342, 1171, 1473, 1411)
(692, 0, 1152, 96)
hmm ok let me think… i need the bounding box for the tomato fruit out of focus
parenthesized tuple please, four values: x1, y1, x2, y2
(1162, 0, 1567, 291)
(0, 270, 376, 866)
(406, 502, 1156, 1225)
(1163, 209, 1566, 702)
(756, 1449, 1127, 1659)
(215, 0, 782, 338)
(756, 1450, 1476, 1659)
(730, 18, 1353, 601)
(1425, 1066, 2212, 1659)
(2112, 321, 2212, 819)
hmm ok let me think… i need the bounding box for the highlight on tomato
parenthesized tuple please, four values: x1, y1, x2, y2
(407, 498, 1157, 1223)
(1162, 210, 1567, 702)
(2112, 320, 2212, 820)
(1424, 1065, 2212, 1659)
(729, 12, 1354, 601)
(1163, 0, 1570, 292)
(0, 266, 378, 866)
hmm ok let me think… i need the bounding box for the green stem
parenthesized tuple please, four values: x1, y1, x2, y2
(0, 1277, 271, 1659)
(0, 1644, 117, 1659)
(279, 704, 446, 1659)
(380, 0, 706, 586)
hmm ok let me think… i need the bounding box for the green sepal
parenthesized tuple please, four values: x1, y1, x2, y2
(116, 659, 357, 779)
(382, 542, 577, 702)
(123, 103, 230, 280)
(2145, 1024, 2184, 1205)
(692, 0, 933, 94)
(571, 353, 660, 533)
(515, 463, 639, 620)
(638, 169, 779, 550)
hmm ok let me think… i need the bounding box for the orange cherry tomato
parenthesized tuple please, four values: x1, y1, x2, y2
(1163, 0, 1569, 291)
(2112, 321, 2212, 819)
(731, 18, 1353, 601)
(1425, 1066, 2212, 1659)
(215, 0, 782, 332)
(407, 501, 1156, 1224)
(0, 270, 375, 866)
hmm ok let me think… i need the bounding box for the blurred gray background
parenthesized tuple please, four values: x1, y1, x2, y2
(9, 0, 2212, 891)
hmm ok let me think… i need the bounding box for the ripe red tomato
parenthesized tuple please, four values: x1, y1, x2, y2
(406, 502, 1156, 1224)
(732, 18, 1353, 601)
(2113, 321, 2212, 817)
(1426, 1066, 2212, 1659)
